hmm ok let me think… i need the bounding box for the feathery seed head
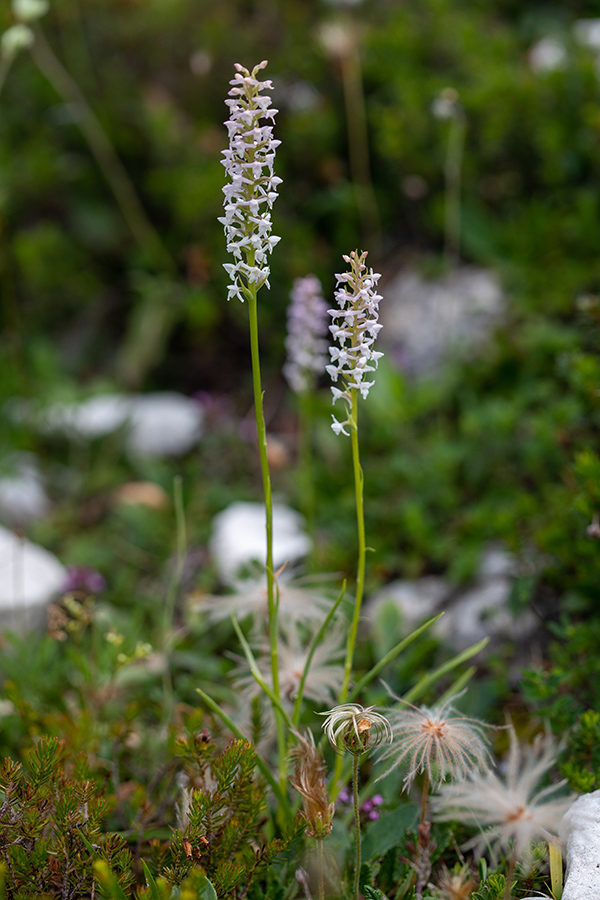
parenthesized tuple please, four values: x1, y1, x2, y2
(431, 725, 575, 862)
(320, 703, 392, 757)
(377, 695, 493, 790)
(327, 250, 383, 436)
(219, 61, 281, 302)
(290, 732, 335, 838)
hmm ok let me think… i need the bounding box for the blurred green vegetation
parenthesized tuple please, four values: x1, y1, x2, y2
(0, 0, 600, 892)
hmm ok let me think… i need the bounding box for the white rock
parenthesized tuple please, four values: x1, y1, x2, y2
(125, 392, 203, 457)
(379, 266, 504, 376)
(209, 501, 312, 585)
(367, 576, 449, 637)
(574, 18, 600, 51)
(0, 455, 50, 527)
(0, 525, 66, 634)
(529, 36, 567, 73)
(559, 790, 600, 899)
(47, 394, 134, 437)
(17, 392, 204, 457)
(367, 545, 536, 652)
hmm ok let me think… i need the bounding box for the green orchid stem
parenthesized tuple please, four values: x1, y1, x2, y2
(334, 391, 365, 796)
(341, 388, 366, 702)
(352, 753, 362, 900)
(247, 280, 286, 787)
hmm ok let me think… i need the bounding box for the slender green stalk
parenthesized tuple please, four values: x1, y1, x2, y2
(316, 836, 325, 900)
(160, 476, 187, 725)
(195, 687, 292, 819)
(340, 36, 380, 245)
(340, 389, 365, 703)
(503, 852, 516, 900)
(352, 752, 362, 900)
(247, 279, 286, 785)
(29, 25, 175, 273)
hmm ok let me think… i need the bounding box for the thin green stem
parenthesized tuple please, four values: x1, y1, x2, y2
(419, 770, 429, 829)
(340, 36, 380, 246)
(503, 851, 516, 900)
(161, 475, 186, 724)
(247, 280, 286, 785)
(341, 389, 365, 703)
(333, 391, 365, 796)
(352, 753, 362, 900)
(316, 836, 325, 900)
(29, 25, 175, 273)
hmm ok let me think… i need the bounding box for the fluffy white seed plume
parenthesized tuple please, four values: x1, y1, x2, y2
(327, 250, 383, 435)
(284, 275, 329, 394)
(431, 725, 575, 863)
(219, 60, 282, 302)
(377, 695, 493, 790)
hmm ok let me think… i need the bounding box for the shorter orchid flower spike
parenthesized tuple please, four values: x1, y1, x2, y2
(319, 703, 392, 757)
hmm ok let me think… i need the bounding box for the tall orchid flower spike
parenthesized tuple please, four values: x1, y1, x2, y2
(284, 275, 329, 395)
(219, 60, 282, 303)
(327, 250, 383, 436)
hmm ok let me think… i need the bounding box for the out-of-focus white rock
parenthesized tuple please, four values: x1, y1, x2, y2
(13, 392, 204, 457)
(367, 546, 537, 652)
(574, 18, 600, 51)
(0, 455, 50, 527)
(209, 501, 312, 585)
(529, 36, 567, 72)
(0, 525, 66, 633)
(379, 266, 505, 376)
(559, 790, 600, 899)
(125, 393, 203, 456)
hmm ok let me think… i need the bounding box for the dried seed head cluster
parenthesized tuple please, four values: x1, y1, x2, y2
(378, 696, 493, 790)
(219, 61, 282, 302)
(327, 250, 383, 436)
(290, 733, 335, 839)
(284, 275, 329, 394)
(431, 726, 575, 862)
(320, 703, 392, 757)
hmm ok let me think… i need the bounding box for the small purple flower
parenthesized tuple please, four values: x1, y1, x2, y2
(219, 61, 282, 303)
(62, 565, 106, 595)
(284, 275, 329, 394)
(327, 250, 383, 436)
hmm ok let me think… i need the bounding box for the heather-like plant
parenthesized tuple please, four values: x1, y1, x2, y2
(0, 736, 134, 896)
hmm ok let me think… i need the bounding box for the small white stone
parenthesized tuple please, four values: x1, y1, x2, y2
(0, 455, 50, 527)
(529, 37, 567, 73)
(21, 392, 204, 457)
(367, 577, 449, 636)
(209, 501, 312, 585)
(573, 18, 600, 51)
(379, 266, 505, 377)
(126, 392, 204, 457)
(560, 790, 600, 899)
(0, 525, 66, 634)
